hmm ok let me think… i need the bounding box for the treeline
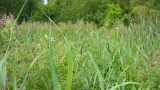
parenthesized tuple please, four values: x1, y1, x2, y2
(0, 0, 159, 26)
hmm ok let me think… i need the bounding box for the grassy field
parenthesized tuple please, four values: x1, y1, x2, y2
(0, 20, 160, 90)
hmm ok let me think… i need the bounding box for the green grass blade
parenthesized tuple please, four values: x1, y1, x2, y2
(88, 52, 104, 90)
(48, 30, 61, 90)
(109, 82, 140, 90)
(0, 56, 6, 89)
(64, 37, 74, 90)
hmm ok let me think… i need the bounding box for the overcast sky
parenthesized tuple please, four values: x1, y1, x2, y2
(43, 0, 48, 5)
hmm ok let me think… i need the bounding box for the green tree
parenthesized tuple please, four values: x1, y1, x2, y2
(0, 0, 39, 22)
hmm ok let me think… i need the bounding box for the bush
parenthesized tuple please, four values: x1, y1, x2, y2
(31, 0, 108, 24)
(131, 5, 160, 23)
(31, 0, 57, 21)
(103, 4, 123, 27)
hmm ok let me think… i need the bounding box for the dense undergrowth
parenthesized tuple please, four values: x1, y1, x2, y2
(0, 20, 160, 90)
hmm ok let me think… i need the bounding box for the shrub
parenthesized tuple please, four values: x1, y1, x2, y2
(131, 5, 160, 23)
(31, 0, 108, 24)
(31, 0, 57, 21)
(103, 4, 123, 27)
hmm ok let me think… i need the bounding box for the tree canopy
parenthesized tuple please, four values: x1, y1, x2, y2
(0, 0, 159, 25)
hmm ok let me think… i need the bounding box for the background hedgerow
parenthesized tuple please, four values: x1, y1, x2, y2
(0, 0, 159, 25)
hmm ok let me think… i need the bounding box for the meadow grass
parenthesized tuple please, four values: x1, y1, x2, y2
(0, 19, 160, 90)
(0, 1, 28, 89)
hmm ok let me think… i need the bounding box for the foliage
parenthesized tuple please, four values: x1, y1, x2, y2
(31, 0, 57, 21)
(0, 0, 160, 26)
(0, 0, 38, 22)
(131, 5, 160, 23)
(32, 0, 108, 24)
(103, 4, 123, 27)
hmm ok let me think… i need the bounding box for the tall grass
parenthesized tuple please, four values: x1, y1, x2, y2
(0, 0, 29, 89)
(64, 37, 74, 90)
(48, 27, 61, 90)
(0, 19, 159, 90)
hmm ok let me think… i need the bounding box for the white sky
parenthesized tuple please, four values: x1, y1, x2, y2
(43, 0, 48, 5)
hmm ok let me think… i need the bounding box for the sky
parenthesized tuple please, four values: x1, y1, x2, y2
(43, 0, 48, 5)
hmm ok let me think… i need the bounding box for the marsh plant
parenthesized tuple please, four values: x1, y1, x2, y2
(0, 1, 160, 90)
(0, 19, 159, 89)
